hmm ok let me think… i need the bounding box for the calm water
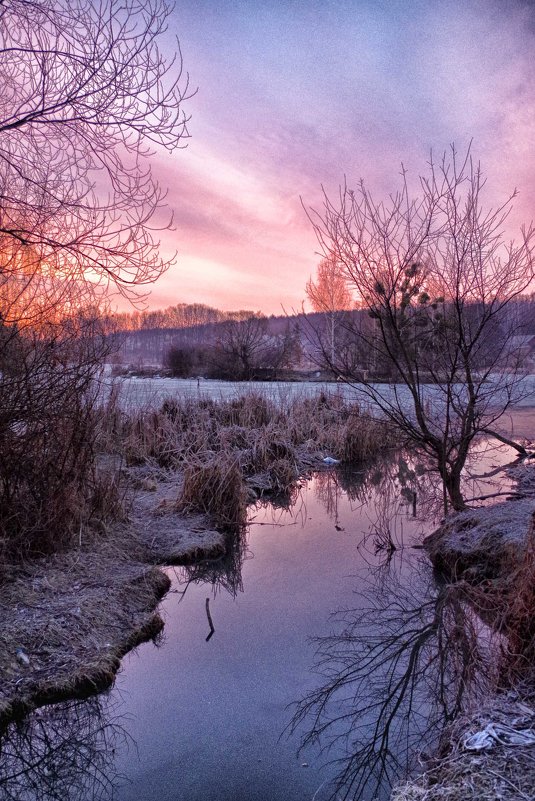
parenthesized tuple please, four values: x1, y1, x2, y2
(0, 452, 515, 801)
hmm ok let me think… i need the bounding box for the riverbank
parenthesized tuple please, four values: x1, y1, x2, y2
(0, 393, 390, 733)
(0, 469, 226, 733)
(391, 457, 535, 801)
(2, 391, 533, 797)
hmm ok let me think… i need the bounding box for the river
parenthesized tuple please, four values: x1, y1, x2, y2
(1, 442, 518, 801)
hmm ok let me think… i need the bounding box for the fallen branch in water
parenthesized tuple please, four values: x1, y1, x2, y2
(205, 598, 215, 642)
(482, 429, 530, 456)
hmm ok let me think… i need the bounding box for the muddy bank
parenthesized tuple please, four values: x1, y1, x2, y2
(0, 468, 225, 733)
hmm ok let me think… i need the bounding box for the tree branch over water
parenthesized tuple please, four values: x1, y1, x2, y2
(305, 146, 535, 512)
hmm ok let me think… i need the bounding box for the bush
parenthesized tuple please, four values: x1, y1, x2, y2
(164, 344, 214, 378)
(164, 345, 194, 377)
(0, 321, 121, 564)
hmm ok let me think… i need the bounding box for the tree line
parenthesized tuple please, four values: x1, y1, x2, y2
(104, 303, 260, 333)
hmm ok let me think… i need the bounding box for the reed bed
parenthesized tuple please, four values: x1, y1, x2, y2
(103, 390, 391, 531)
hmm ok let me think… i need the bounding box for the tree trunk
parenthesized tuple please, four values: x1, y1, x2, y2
(444, 469, 467, 512)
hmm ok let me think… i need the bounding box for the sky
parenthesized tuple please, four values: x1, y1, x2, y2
(143, 0, 535, 315)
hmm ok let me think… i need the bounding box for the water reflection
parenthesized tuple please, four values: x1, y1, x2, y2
(285, 448, 516, 801)
(0, 445, 516, 801)
(0, 696, 128, 801)
(291, 562, 500, 801)
(174, 529, 251, 600)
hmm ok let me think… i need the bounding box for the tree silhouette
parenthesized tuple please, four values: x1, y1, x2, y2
(307, 147, 535, 510)
(0, 0, 191, 307)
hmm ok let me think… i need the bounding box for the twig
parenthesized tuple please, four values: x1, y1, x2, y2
(486, 768, 532, 801)
(464, 491, 523, 503)
(205, 597, 215, 642)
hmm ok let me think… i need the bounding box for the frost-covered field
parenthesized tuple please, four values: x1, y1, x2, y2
(102, 371, 535, 414)
(106, 375, 363, 410)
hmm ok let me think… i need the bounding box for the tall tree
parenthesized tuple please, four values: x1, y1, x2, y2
(0, 0, 191, 314)
(306, 254, 353, 367)
(307, 147, 535, 511)
(0, 0, 191, 556)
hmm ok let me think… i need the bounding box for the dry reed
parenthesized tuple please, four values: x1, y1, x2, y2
(177, 456, 248, 532)
(98, 389, 392, 533)
(105, 389, 391, 501)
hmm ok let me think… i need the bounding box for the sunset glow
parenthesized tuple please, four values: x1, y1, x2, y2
(138, 0, 535, 314)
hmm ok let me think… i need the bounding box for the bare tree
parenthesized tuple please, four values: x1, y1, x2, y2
(0, 0, 191, 304)
(307, 147, 535, 511)
(213, 315, 300, 380)
(306, 254, 354, 368)
(214, 315, 269, 379)
(0, 0, 191, 558)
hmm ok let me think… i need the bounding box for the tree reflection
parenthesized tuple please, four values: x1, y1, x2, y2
(290, 559, 499, 801)
(312, 455, 431, 563)
(313, 442, 516, 556)
(0, 696, 129, 801)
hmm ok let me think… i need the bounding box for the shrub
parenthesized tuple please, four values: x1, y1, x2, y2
(177, 456, 248, 532)
(0, 321, 121, 564)
(164, 345, 194, 377)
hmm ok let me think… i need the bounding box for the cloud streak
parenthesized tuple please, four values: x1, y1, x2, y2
(140, 0, 535, 314)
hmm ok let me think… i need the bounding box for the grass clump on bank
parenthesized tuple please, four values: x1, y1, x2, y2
(105, 390, 391, 530)
(178, 456, 249, 532)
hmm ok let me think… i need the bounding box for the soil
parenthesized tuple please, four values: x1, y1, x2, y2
(0, 465, 225, 733)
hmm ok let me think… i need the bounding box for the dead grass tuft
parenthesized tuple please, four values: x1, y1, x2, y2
(177, 456, 248, 532)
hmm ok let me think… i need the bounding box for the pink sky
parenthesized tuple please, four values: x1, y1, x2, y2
(136, 0, 535, 315)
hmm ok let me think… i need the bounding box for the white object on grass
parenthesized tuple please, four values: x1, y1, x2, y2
(464, 722, 535, 751)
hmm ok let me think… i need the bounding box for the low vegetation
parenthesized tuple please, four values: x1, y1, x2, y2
(392, 692, 535, 801)
(104, 390, 391, 532)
